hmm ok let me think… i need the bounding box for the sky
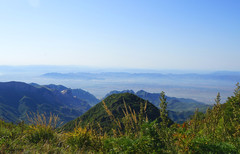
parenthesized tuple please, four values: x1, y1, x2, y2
(0, 0, 239, 71)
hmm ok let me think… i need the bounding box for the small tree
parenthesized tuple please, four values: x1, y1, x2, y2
(158, 91, 175, 152)
(211, 92, 222, 142)
(213, 92, 221, 122)
(215, 92, 221, 106)
(160, 91, 168, 127)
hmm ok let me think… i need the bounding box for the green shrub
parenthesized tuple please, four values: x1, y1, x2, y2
(190, 137, 238, 153)
(26, 125, 55, 144)
(65, 127, 103, 152)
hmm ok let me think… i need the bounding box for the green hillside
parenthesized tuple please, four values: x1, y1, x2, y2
(62, 93, 169, 133)
(0, 81, 91, 124)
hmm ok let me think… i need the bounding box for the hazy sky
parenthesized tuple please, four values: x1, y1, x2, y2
(0, 0, 239, 71)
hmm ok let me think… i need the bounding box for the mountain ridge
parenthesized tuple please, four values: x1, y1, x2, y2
(104, 89, 209, 111)
(0, 81, 91, 124)
(42, 72, 240, 82)
(104, 90, 210, 123)
(62, 93, 171, 133)
(30, 83, 100, 106)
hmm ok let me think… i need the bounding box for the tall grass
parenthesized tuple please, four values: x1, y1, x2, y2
(26, 112, 61, 129)
(102, 100, 149, 136)
(24, 112, 62, 144)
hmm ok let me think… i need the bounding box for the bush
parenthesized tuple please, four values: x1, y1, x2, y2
(24, 112, 59, 144)
(26, 125, 55, 144)
(65, 127, 103, 152)
(190, 137, 238, 153)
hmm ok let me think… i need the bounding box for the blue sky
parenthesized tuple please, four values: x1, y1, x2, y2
(0, 0, 239, 71)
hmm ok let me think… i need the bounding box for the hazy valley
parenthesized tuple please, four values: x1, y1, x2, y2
(0, 66, 238, 104)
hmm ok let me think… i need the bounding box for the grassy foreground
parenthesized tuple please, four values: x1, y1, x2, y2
(1, 84, 240, 153)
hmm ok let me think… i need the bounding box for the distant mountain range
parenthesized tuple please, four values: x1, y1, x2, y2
(0, 82, 91, 124)
(30, 83, 100, 106)
(42, 72, 240, 82)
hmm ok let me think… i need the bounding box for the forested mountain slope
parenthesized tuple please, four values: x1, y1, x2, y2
(0, 82, 91, 124)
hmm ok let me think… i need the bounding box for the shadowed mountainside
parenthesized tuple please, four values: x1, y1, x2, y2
(30, 83, 100, 106)
(0, 81, 91, 124)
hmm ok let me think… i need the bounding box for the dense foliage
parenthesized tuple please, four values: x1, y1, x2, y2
(1, 83, 240, 153)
